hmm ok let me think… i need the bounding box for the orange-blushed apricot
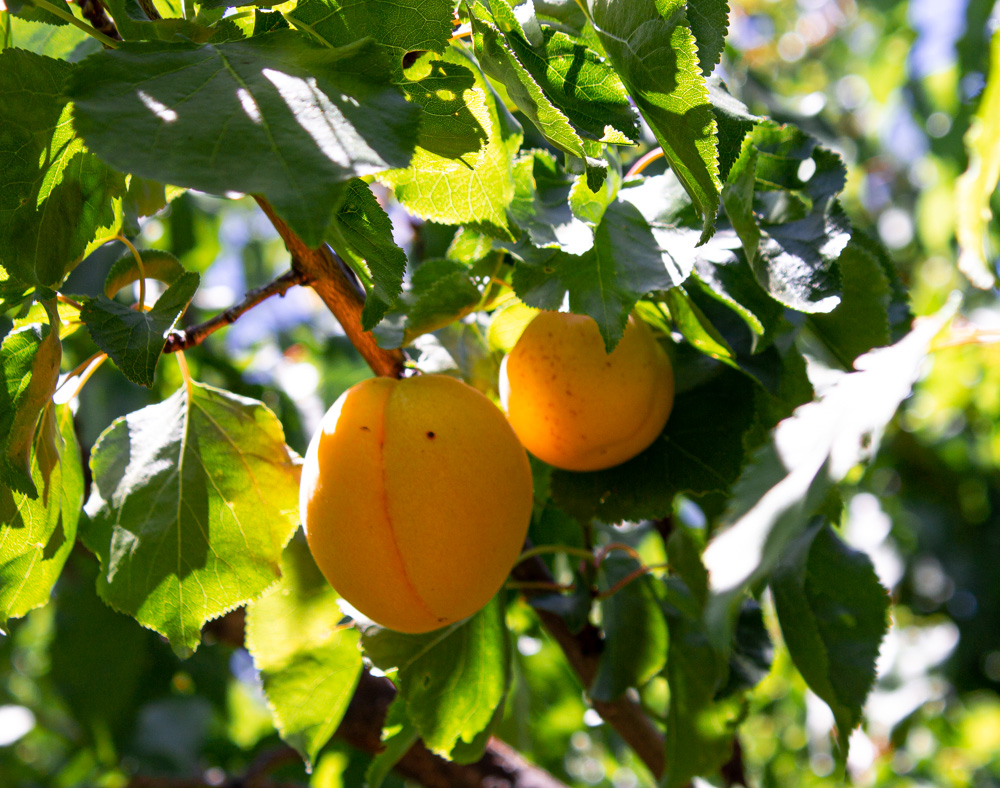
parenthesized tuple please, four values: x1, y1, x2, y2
(500, 311, 674, 472)
(299, 374, 532, 633)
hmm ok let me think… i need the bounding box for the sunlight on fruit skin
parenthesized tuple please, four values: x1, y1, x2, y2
(501, 311, 674, 472)
(299, 374, 533, 634)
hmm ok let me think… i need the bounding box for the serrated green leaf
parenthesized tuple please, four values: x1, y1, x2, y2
(587, 0, 721, 238)
(707, 77, 760, 182)
(328, 179, 406, 331)
(282, 0, 455, 79)
(0, 316, 62, 496)
(0, 49, 126, 287)
(365, 696, 418, 788)
(807, 241, 891, 367)
(664, 285, 734, 361)
(104, 248, 187, 298)
(379, 48, 521, 239)
(956, 28, 1000, 289)
(81, 272, 200, 387)
(772, 522, 889, 755)
(245, 539, 362, 767)
(69, 32, 421, 248)
(0, 404, 81, 631)
(511, 150, 595, 254)
(551, 368, 755, 522)
(687, 0, 729, 75)
(12, 300, 82, 341)
(662, 526, 741, 788)
(723, 122, 849, 313)
(362, 595, 510, 759)
(82, 381, 301, 657)
(476, 0, 639, 148)
(471, 2, 612, 190)
(702, 298, 959, 647)
(590, 555, 667, 701)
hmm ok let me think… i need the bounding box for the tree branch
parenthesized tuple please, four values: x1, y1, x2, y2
(163, 269, 312, 354)
(254, 197, 407, 379)
(73, 0, 122, 41)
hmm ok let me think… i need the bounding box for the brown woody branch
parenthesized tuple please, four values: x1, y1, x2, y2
(254, 197, 407, 379)
(163, 269, 313, 354)
(74, 0, 122, 42)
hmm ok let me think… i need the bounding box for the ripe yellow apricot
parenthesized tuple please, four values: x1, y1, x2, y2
(501, 311, 674, 472)
(299, 374, 532, 634)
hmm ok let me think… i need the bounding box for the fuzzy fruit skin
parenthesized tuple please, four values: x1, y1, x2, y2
(501, 311, 674, 471)
(299, 374, 533, 634)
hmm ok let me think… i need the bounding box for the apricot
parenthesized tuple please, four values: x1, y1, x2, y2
(299, 374, 532, 633)
(500, 311, 674, 471)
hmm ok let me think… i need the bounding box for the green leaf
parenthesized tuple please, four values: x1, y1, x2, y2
(362, 595, 511, 759)
(102, 0, 215, 42)
(510, 150, 595, 254)
(2, 15, 99, 59)
(69, 31, 421, 248)
(551, 368, 755, 522)
(328, 179, 407, 331)
(0, 49, 126, 287)
(365, 697, 419, 788)
(707, 77, 760, 182)
(0, 316, 62, 496)
(687, 0, 729, 75)
(470, 0, 639, 179)
(81, 272, 200, 388)
(662, 526, 741, 788)
(512, 172, 701, 349)
(702, 298, 959, 647)
(587, 0, 720, 238)
(82, 381, 301, 657)
(691, 244, 784, 342)
(103, 248, 187, 298)
(0, 404, 82, 631)
(245, 538, 362, 767)
(723, 122, 850, 313)
(956, 27, 1000, 289)
(807, 240, 891, 368)
(379, 48, 522, 239)
(470, 5, 606, 192)
(282, 0, 455, 79)
(719, 599, 773, 697)
(663, 285, 734, 362)
(590, 555, 668, 701)
(771, 522, 889, 753)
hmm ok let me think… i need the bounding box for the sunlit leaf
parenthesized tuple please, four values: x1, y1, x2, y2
(0, 404, 81, 631)
(362, 595, 510, 759)
(587, 0, 720, 238)
(955, 28, 1000, 289)
(379, 48, 521, 239)
(0, 49, 125, 287)
(245, 539, 362, 767)
(82, 382, 301, 657)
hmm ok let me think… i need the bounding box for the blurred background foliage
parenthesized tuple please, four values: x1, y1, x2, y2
(4, 0, 1000, 786)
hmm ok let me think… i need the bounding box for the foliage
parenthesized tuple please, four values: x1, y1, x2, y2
(1, 0, 999, 787)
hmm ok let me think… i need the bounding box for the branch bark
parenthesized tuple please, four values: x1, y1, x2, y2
(254, 197, 407, 379)
(163, 269, 312, 354)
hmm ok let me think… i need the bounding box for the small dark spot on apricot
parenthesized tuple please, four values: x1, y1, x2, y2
(427, 431, 436, 439)
(360, 426, 370, 431)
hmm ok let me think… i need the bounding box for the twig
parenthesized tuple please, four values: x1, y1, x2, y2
(254, 197, 407, 379)
(162, 269, 312, 354)
(37, 0, 121, 46)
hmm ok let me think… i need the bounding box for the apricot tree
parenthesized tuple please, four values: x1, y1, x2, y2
(0, 0, 992, 786)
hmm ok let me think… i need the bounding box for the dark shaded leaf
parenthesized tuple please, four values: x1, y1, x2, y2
(772, 522, 889, 754)
(69, 32, 420, 247)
